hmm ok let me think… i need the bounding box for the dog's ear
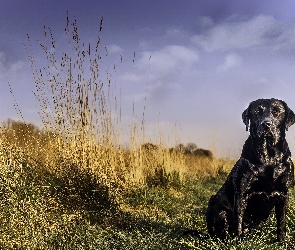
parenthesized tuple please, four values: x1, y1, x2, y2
(242, 104, 251, 131)
(284, 104, 295, 131)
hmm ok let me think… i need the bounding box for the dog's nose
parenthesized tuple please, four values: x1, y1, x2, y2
(261, 118, 272, 127)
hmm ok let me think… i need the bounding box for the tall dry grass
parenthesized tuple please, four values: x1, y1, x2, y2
(13, 12, 188, 209)
(1, 13, 235, 215)
(1, 11, 232, 216)
(3, 12, 234, 206)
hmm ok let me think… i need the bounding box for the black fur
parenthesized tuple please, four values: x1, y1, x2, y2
(206, 98, 295, 241)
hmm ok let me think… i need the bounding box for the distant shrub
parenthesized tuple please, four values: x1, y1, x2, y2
(192, 148, 213, 159)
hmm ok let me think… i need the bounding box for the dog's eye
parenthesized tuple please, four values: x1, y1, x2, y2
(254, 107, 264, 115)
(272, 107, 281, 116)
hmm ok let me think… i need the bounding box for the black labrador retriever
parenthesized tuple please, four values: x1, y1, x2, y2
(206, 98, 295, 241)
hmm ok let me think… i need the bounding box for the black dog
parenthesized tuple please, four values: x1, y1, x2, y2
(206, 98, 295, 241)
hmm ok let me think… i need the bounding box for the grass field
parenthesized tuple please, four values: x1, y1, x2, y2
(1, 14, 295, 249)
(0, 125, 295, 249)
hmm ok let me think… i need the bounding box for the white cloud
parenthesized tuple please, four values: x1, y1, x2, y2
(166, 28, 182, 36)
(10, 60, 25, 73)
(198, 16, 214, 28)
(119, 72, 143, 83)
(117, 45, 199, 104)
(217, 53, 243, 71)
(0, 51, 5, 61)
(139, 45, 199, 74)
(256, 77, 269, 84)
(0, 51, 25, 78)
(118, 46, 199, 83)
(137, 45, 199, 97)
(0, 51, 8, 74)
(191, 15, 283, 51)
(107, 44, 123, 54)
(139, 40, 149, 49)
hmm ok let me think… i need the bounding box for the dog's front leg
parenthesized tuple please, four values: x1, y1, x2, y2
(275, 194, 288, 241)
(233, 193, 246, 237)
(232, 167, 252, 238)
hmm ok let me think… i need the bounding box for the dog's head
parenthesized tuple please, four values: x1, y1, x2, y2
(242, 98, 295, 144)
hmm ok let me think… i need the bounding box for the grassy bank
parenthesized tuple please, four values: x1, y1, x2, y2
(0, 135, 294, 249)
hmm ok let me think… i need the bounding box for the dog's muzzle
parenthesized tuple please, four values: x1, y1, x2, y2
(257, 117, 274, 137)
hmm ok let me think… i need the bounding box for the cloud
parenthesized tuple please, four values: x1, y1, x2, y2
(139, 40, 149, 50)
(120, 45, 199, 87)
(199, 16, 214, 28)
(0, 51, 25, 78)
(217, 53, 243, 71)
(166, 28, 182, 36)
(191, 15, 284, 51)
(117, 45, 199, 104)
(139, 45, 199, 75)
(138, 45, 199, 97)
(107, 44, 123, 54)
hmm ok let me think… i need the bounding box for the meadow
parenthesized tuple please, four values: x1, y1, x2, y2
(1, 14, 295, 249)
(1, 122, 295, 249)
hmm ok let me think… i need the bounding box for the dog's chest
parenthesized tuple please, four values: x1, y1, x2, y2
(249, 163, 286, 193)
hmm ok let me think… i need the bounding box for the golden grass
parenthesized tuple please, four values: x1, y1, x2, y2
(20, 12, 192, 193)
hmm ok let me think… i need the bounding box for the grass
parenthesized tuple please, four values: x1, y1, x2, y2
(1, 12, 295, 249)
(0, 143, 294, 249)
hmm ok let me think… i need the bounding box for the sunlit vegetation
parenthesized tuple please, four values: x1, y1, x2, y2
(1, 13, 295, 249)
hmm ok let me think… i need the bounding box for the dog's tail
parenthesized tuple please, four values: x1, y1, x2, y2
(183, 230, 210, 239)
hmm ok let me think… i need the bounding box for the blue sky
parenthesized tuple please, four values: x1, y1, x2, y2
(2, 0, 295, 157)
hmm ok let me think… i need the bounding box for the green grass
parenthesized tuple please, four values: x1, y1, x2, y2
(0, 150, 295, 249)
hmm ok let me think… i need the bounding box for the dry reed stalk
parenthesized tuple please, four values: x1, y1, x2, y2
(21, 12, 189, 195)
